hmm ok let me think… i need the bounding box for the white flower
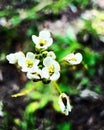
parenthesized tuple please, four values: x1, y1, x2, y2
(32, 29, 53, 49)
(6, 51, 25, 64)
(41, 57, 60, 81)
(64, 52, 82, 65)
(58, 93, 72, 116)
(18, 52, 39, 72)
(47, 51, 56, 59)
(0, 17, 7, 26)
(27, 66, 41, 80)
(0, 17, 11, 27)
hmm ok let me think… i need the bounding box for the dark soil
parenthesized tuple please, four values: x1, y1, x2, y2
(0, 62, 104, 130)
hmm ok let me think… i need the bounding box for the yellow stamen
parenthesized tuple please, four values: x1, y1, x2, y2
(39, 38, 47, 46)
(31, 72, 40, 77)
(70, 58, 77, 61)
(26, 60, 33, 68)
(49, 65, 54, 76)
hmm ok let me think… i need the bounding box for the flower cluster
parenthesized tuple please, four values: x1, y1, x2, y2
(6, 29, 83, 116)
(6, 30, 60, 83)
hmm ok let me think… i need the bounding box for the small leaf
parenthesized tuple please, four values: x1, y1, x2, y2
(11, 16, 21, 26)
(29, 91, 42, 99)
(53, 97, 60, 112)
(26, 102, 39, 114)
(39, 95, 49, 108)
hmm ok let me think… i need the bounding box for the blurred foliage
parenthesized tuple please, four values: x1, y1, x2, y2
(57, 122, 72, 130)
(0, 0, 90, 57)
(0, 0, 104, 129)
(79, 9, 104, 40)
(12, 81, 60, 113)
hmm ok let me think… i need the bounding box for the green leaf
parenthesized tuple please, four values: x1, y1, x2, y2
(11, 16, 21, 26)
(39, 96, 49, 108)
(66, 27, 76, 42)
(25, 102, 39, 114)
(94, 85, 101, 93)
(57, 122, 72, 130)
(29, 91, 42, 100)
(52, 97, 60, 112)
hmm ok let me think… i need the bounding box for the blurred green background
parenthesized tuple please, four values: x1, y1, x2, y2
(0, 0, 104, 130)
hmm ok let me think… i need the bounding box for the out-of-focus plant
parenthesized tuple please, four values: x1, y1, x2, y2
(70, 0, 91, 9)
(51, 27, 82, 60)
(0, 0, 91, 62)
(0, 101, 4, 117)
(14, 113, 35, 130)
(78, 9, 104, 42)
(57, 122, 72, 130)
(71, 9, 103, 74)
(0, 0, 91, 29)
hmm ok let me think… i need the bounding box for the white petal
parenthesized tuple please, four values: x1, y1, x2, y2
(50, 72, 60, 81)
(33, 60, 40, 67)
(27, 72, 40, 79)
(47, 51, 56, 59)
(58, 98, 66, 113)
(64, 52, 82, 65)
(43, 57, 60, 69)
(16, 51, 25, 58)
(41, 67, 49, 79)
(69, 53, 75, 59)
(16, 52, 25, 64)
(75, 53, 83, 64)
(26, 52, 35, 60)
(43, 57, 53, 67)
(6, 52, 25, 64)
(22, 67, 33, 72)
(53, 61, 60, 72)
(58, 93, 71, 116)
(39, 30, 51, 38)
(29, 65, 41, 73)
(32, 35, 39, 45)
(6, 54, 17, 64)
(18, 57, 25, 67)
(46, 38, 53, 46)
(66, 100, 72, 112)
(0, 111, 4, 117)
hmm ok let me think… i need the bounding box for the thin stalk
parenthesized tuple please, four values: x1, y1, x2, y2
(52, 81, 62, 94)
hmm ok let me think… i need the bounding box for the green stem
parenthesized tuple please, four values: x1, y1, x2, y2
(52, 81, 62, 94)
